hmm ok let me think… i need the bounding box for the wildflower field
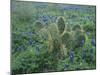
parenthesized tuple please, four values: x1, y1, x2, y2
(11, 1, 96, 75)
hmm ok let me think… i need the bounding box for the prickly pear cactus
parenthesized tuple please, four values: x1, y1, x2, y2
(34, 16, 86, 58)
(62, 32, 72, 48)
(57, 17, 65, 34)
(34, 21, 44, 31)
(47, 24, 60, 40)
(52, 39, 61, 52)
(74, 30, 86, 47)
(71, 24, 85, 48)
(66, 24, 71, 32)
(39, 28, 49, 40)
(72, 24, 81, 31)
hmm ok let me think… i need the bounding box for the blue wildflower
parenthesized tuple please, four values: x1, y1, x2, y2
(91, 38, 96, 46)
(29, 38, 36, 46)
(69, 50, 74, 63)
(80, 38, 85, 47)
(63, 7, 68, 10)
(29, 39, 33, 45)
(86, 32, 90, 36)
(16, 47, 20, 51)
(29, 32, 34, 35)
(81, 39, 85, 46)
(42, 15, 49, 22)
(17, 45, 25, 51)
(27, 32, 35, 36)
(39, 15, 49, 24)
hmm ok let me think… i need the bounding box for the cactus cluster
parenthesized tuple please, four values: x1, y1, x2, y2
(34, 16, 86, 57)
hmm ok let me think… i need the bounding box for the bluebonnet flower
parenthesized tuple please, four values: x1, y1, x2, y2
(86, 16, 90, 20)
(29, 39, 33, 45)
(48, 16, 57, 22)
(80, 38, 85, 47)
(43, 16, 48, 22)
(81, 39, 85, 46)
(86, 32, 90, 36)
(27, 32, 36, 36)
(62, 6, 69, 10)
(16, 47, 20, 51)
(41, 15, 49, 22)
(91, 38, 96, 46)
(28, 38, 36, 46)
(69, 50, 74, 63)
(29, 32, 35, 35)
(16, 45, 25, 51)
(39, 15, 49, 25)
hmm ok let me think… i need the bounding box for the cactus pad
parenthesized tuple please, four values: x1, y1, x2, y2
(62, 32, 73, 48)
(34, 21, 44, 31)
(72, 25, 81, 31)
(57, 17, 65, 34)
(74, 31, 86, 47)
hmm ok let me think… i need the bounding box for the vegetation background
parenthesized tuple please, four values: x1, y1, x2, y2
(11, 1, 96, 75)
